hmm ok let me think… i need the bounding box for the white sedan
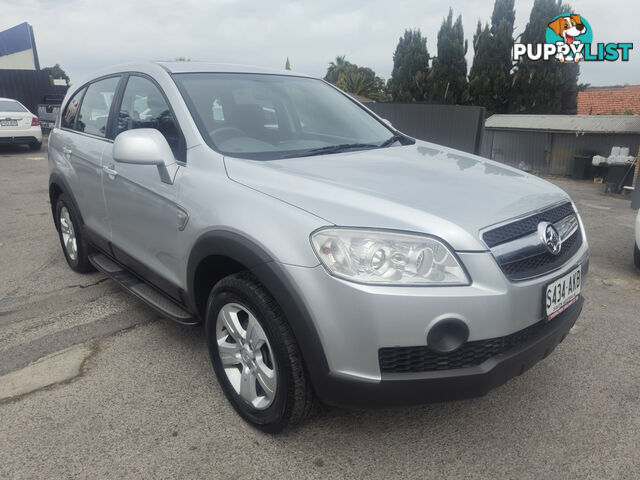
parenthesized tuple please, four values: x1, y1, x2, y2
(0, 97, 43, 150)
(635, 208, 640, 269)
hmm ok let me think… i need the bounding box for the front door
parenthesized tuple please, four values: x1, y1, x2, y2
(101, 75, 185, 295)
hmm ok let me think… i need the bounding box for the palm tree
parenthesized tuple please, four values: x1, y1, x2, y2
(325, 55, 387, 101)
(336, 71, 386, 101)
(336, 71, 374, 97)
(325, 55, 354, 83)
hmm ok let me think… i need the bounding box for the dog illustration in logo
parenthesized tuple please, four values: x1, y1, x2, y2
(548, 14, 587, 62)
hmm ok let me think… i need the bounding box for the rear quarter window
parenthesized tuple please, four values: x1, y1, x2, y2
(61, 89, 85, 130)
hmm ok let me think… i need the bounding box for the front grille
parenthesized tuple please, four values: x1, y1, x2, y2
(500, 230, 582, 280)
(379, 320, 547, 374)
(483, 202, 583, 281)
(483, 203, 574, 248)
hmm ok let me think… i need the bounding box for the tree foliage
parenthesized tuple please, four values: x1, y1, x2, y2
(324, 55, 386, 101)
(426, 9, 468, 104)
(285, 57, 291, 70)
(388, 29, 431, 101)
(42, 64, 69, 85)
(510, 0, 579, 113)
(491, 0, 515, 30)
(468, 0, 515, 114)
(324, 55, 355, 84)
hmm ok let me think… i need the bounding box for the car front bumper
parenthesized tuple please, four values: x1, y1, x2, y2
(313, 295, 582, 407)
(280, 244, 588, 407)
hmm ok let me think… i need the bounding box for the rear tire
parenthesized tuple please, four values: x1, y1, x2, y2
(55, 193, 93, 273)
(634, 243, 640, 269)
(29, 142, 42, 151)
(205, 272, 314, 433)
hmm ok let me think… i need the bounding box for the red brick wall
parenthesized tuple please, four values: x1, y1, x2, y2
(577, 85, 640, 115)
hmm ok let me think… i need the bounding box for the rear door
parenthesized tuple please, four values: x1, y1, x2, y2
(53, 76, 122, 246)
(101, 74, 186, 295)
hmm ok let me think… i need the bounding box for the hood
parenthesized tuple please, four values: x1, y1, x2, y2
(224, 142, 570, 251)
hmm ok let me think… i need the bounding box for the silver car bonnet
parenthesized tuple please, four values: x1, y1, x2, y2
(224, 141, 570, 251)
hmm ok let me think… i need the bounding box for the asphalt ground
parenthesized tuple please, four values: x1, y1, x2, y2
(1, 141, 639, 479)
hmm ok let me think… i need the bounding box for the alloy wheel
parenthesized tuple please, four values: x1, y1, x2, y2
(215, 302, 277, 409)
(59, 206, 78, 261)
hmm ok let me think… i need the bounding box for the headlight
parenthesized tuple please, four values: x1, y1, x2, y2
(310, 228, 470, 285)
(571, 201, 588, 248)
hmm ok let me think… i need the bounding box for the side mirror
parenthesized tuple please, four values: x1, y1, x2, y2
(113, 128, 176, 184)
(381, 118, 393, 129)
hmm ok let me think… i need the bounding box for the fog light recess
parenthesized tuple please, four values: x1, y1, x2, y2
(426, 318, 469, 353)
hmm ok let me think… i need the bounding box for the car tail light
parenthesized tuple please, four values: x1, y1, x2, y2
(31, 117, 40, 126)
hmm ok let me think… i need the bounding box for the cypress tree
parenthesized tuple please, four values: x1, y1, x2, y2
(388, 29, 431, 102)
(511, 0, 580, 113)
(468, 22, 494, 110)
(426, 9, 468, 104)
(468, 0, 515, 114)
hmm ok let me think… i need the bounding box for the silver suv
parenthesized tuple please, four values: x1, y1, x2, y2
(49, 62, 589, 432)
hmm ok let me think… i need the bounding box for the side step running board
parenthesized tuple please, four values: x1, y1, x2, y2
(89, 253, 199, 326)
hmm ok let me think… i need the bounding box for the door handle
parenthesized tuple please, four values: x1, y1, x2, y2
(62, 146, 72, 157)
(102, 164, 118, 177)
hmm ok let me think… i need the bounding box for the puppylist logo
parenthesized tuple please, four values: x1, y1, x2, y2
(513, 13, 633, 62)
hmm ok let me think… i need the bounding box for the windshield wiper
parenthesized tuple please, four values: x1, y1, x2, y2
(278, 135, 413, 159)
(280, 143, 379, 158)
(379, 133, 406, 148)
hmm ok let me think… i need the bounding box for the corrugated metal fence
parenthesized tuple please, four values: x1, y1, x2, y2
(368, 103, 485, 155)
(482, 129, 640, 175)
(0, 69, 68, 113)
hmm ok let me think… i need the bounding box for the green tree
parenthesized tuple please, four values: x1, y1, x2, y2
(324, 56, 386, 101)
(468, 0, 515, 114)
(426, 9, 468, 104)
(492, 0, 515, 30)
(324, 55, 356, 84)
(42, 64, 69, 85)
(336, 71, 374, 97)
(388, 29, 431, 101)
(354, 66, 387, 101)
(336, 70, 386, 101)
(285, 57, 291, 70)
(468, 23, 493, 109)
(511, 0, 579, 114)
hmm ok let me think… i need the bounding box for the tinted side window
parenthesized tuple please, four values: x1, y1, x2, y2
(116, 76, 181, 157)
(62, 88, 85, 130)
(77, 77, 120, 138)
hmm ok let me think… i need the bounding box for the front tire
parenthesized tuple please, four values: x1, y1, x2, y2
(205, 272, 314, 433)
(55, 193, 92, 273)
(634, 243, 640, 269)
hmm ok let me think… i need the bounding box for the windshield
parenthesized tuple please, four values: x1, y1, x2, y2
(174, 73, 399, 160)
(0, 100, 27, 113)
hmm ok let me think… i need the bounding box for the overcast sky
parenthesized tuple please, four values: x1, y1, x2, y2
(2, 0, 638, 87)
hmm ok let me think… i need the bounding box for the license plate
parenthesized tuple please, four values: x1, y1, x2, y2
(0, 120, 18, 126)
(41, 121, 54, 128)
(545, 265, 581, 320)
